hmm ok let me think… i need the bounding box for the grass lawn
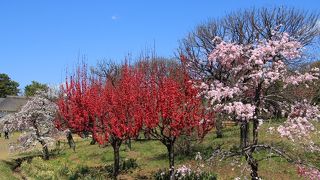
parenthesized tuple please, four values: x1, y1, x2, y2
(0, 121, 319, 179)
(0, 132, 22, 180)
(0, 132, 21, 160)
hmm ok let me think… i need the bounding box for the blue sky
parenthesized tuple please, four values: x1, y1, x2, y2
(0, 0, 319, 92)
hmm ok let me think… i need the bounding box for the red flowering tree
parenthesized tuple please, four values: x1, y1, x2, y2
(138, 60, 214, 178)
(98, 65, 144, 178)
(56, 65, 101, 146)
(57, 64, 144, 178)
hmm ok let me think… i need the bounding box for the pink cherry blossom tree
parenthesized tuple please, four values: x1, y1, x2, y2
(5, 90, 60, 160)
(184, 30, 320, 179)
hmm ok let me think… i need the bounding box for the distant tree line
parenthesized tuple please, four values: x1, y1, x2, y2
(0, 73, 48, 97)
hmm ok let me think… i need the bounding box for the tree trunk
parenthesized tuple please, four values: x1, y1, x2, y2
(66, 132, 76, 152)
(166, 140, 175, 180)
(215, 117, 223, 138)
(40, 140, 49, 160)
(247, 81, 262, 179)
(249, 118, 259, 180)
(252, 81, 261, 146)
(240, 121, 249, 148)
(252, 119, 259, 145)
(112, 140, 122, 179)
(90, 132, 97, 145)
(33, 119, 49, 160)
(90, 137, 96, 145)
(4, 131, 9, 139)
(246, 152, 259, 180)
(43, 144, 49, 160)
(83, 131, 89, 138)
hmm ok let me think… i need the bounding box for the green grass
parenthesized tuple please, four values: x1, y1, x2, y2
(0, 132, 21, 180)
(0, 121, 319, 179)
(0, 132, 21, 160)
(0, 161, 19, 180)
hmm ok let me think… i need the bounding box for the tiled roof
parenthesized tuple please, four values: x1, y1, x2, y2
(0, 96, 29, 112)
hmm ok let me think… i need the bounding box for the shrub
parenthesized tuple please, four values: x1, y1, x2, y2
(154, 166, 217, 180)
(105, 158, 138, 176)
(121, 158, 138, 171)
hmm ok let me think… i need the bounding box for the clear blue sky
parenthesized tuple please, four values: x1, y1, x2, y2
(0, 0, 319, 92)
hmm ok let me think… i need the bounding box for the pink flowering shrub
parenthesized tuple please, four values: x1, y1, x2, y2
(297, 165, 320, 180)
(277, 101, 320, 151)
(153, 152, 216, 179)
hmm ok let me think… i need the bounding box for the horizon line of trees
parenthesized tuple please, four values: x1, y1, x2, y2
(0, 75, 48, 98)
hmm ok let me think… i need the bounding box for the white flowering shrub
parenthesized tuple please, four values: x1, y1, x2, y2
(154, 167, 216, 180)
(154, 152, 216, 180)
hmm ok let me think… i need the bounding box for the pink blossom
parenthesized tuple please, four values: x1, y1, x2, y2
(277, 101, 319, 142)
(190, 30, 319, 179)
(199, 31, 318, 133)
(285, 72, 318, 86)
(208, 41, 243, 69)
(176, 165, 192, 177)
(223, 102, 255, 121)
(297, 165, 320, 180)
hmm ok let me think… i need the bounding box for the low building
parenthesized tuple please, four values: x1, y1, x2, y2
(0, 96, 29, 119)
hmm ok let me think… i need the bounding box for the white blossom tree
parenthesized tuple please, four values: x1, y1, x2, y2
(6, 90, 59, 160)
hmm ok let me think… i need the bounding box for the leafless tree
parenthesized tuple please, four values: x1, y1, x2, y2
(91, 59, 121, 85)
(179, 7, 319, 63)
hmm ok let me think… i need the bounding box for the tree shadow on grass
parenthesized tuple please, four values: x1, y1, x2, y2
(146, 152, 167, 161)
(3, 154, 41, 172)
(3, 148, 66, 172)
